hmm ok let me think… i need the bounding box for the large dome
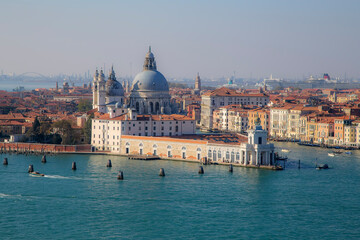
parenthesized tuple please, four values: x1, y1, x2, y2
(106, 78, 124, 96)
(131, 70, 169, 92)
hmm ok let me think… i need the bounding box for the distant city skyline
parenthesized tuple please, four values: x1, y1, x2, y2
(1, 0, 359, 80)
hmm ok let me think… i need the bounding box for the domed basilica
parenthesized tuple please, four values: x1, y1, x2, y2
(92, 47, 172, 115)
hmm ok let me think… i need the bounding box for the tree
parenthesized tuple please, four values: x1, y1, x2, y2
(83, 113, 94, 144)
(26, 117, 41, 141)
(52, 120, 75, 145)
(77, 99, 92, 112)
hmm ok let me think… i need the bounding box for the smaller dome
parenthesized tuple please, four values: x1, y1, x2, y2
(146, 51, 154, 59)
(106, 79, 124, 96)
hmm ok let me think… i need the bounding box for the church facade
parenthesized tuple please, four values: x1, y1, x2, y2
(129, 47, 172, 114)
(92, 67, 125, 114)
(92, 47, 172, 115)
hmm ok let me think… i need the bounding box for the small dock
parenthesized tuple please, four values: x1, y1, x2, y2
(128, 155, 160, 161)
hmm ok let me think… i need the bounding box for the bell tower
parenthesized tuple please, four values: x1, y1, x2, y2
(194, 72, 201, 95)
(92, 69, 99, 109)
(97, 69, 107, 113)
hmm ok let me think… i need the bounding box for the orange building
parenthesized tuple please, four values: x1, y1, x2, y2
(334, 117, 351, 145)
(248, 108, 270, 131)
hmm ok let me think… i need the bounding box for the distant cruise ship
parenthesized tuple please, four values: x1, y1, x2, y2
(264, 73, 360, 90)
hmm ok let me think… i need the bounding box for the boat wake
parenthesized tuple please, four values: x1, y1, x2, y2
(0, 193, 21, 198)
(44, 175, 71, 179)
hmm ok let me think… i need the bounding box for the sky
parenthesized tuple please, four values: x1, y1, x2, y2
(0, 0, 359, 80)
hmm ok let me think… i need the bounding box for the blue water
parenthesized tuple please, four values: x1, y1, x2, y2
(1, 142, 360, 239)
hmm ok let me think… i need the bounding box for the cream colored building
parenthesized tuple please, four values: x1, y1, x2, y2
(286, 106, 319, 140)
(201, 87, 269, 129)
(92, 110, 195, 151)
(270, 106, 293, 138)
(107, 124, 275, 167)
(212, 105, 248, 133)
(344, 124, 357, 146)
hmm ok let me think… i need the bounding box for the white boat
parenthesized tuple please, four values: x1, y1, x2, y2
(345, 151, 352, 155)
(281, 149, 291, 153)
(328, 153, 335, 157)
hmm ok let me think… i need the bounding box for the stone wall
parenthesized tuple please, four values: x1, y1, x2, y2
(0, 142, 91, 153)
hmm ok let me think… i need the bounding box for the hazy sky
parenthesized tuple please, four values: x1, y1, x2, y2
(1, 0, 359, 79)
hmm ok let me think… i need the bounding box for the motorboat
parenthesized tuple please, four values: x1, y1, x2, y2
(328, 153, 335, 157)
(281, 149, 291, 153)
(345, 151, 352, 155)
(29, 171, 45, 177)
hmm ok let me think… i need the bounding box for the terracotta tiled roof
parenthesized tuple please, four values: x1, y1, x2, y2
(97, 114, 194, 121)
(203, 87, 268, 97)
(171, 133, 248, 145)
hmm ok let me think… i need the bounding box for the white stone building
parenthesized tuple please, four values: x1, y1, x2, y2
(207, 125, 275, 165)
(270, 106, 293, 138)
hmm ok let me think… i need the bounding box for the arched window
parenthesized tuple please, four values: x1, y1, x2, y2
(226, 151, 230, 159)
(167, 145, 172, 149)
(153, 144, 157, 156)
(182, 146, 186, 159)
(236, 152, 240, 161)
(150, 102, 154, 113)
(197, 148, 201, 152)
(208, 149, 212, 158)
(139, 143, 144, 155)
(213, 150, 217, 161)
(125, 142, 130, 154)
(231, 151, 235, 162)
(218, 151, 221, 159)
(155, 102, 160, 113)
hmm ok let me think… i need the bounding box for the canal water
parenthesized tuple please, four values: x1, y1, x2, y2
(1, 142, 360, 239)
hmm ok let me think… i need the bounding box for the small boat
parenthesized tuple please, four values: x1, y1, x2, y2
(29, 171, 45, 177)
(328, 153, 335, 157)
(333, 150, 342, 154)
(345, 151, 352, 155)
(281, 149, 291, 153)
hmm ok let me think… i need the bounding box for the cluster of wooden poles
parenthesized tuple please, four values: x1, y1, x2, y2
(3, 156, 235, 180)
